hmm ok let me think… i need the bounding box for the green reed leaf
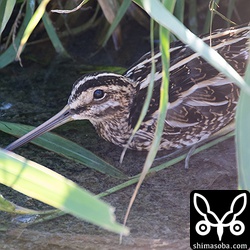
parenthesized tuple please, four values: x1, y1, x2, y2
(0, 0, 16, 35)
(174, 0, 185, 23)
(0, 0, 34, 68)
(102, 0, 132, 47)
(0, 121, 127, 179)
(41, 4, 68, 56)
(0, 149, 129, 235)
(236, 53, 250, 191)
(16, 0, 51, 59)
(134, 0, 250, 95)
(122, 0, 175, 237)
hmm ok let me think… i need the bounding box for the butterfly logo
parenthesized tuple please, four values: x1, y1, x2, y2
(193, 193, 247, 241)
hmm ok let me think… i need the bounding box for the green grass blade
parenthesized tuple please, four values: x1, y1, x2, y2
(226, 0, 236, 26)
(139, 0, 172, 171)
(174, 0, 185, 23)
(16, 0, 51, 59)
(0, 0, 34, 68)
(134, 0, 250, 95)
(0, 149, 129, 235)
(0, 194, 57, 215)
(0, 121, 127, 179)
(0, 0, 16, 35)
(131, 0, 172, 182)
(202, 0, 220, 33)
(102, 0, 132, 47)
(236, 54, 250, 190)
(120, 18, 156, 162)
(41, 6, 69, 56)
(122, 0, 175, 235)
(188, 0, 198, 33)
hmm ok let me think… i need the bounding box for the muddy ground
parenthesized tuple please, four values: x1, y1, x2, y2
(0, 9, 244, 250)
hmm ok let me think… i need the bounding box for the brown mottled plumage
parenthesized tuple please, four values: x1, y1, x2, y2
(6, 24, 250, 152)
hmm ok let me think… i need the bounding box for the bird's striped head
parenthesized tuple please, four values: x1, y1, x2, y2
(5, 72, 138, 151)
(68, 72, 137, 123)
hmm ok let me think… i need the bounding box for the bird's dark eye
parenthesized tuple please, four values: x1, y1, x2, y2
(93, 89, 105, 100)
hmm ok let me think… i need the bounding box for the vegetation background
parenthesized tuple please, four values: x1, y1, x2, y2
(0, 0, 249, 248)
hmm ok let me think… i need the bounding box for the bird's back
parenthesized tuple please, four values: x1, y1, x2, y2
(124, 24, 250, 150)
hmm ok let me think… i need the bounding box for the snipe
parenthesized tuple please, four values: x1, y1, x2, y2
(6, 24, 250, 152)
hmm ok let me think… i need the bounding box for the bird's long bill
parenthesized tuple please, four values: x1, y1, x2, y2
(5, 105, 73, 151)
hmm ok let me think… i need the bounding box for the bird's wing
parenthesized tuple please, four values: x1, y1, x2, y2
(128, 24, 249, 126)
